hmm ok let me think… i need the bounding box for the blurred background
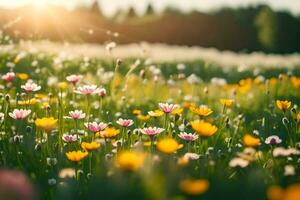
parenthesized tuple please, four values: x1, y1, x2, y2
(0, 0, 300, 54)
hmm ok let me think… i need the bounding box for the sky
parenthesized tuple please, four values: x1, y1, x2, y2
(0, 0, 299, 16)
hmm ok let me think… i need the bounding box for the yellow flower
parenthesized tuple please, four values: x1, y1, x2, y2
(156, 138, 181, 154)
(98, 127, 120, 138)
(148, 109, 164, 117)
(190, 105, 213, 117)
(81, 141, 100, 151)
(132, 109, 142, 115)
(220, 98, 234, 108)
(179, 179, 209, 195)
(171, 108, 183, 116)
(57, 82, 68, 90)
(284, 184, 300, 200)
(177, 156, 189, 167)
(18, 98, 39, 105)
(190, 120, 218, 137)
(137, 114, 150, 121)
(17, 73, 29, 80)
(116, 151, 145, 171)
(243, 134, 261, 147)
(66, 151, 88, 162)
(276, 100, 291, 112)
(291, 76, 300, 88)
(267, 185, 284, 200)
(297, 112, 300, 123)
(35, 117, 58, 133)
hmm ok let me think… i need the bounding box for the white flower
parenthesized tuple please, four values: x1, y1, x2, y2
(273, 147, 300, 157)
(183, 153, 200, 160)
(116, 118, 134, 127)
(265, 135, 282, 145)
(229, 157, 249, 168)
(21, 81, 41, 92)
(284, 165, 295, 176)
(74, 85, 100, 95)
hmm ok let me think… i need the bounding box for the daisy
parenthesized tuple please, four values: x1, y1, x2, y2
(178, 132, 199, 141)
(2, 72, 15, 82)
(9, 109, 31, 120)
(116, 118, 134, 127)
(84, 122, 107, 133)
(265, 135, 282, 145)
(158, 103, 180, 113)
(140, 127, 164, 136)
(66, 74, 82, 85)
(21, 81, 41, 93)
(74, 85, 100, 95)
(66, 110, 86, 120)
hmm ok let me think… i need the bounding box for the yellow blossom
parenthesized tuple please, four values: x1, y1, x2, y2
(57, 82, 68, 90)
(156, 138, 181, 154)
(284, 184, 300, 200)
(132, 109, 142, 115)
(66, 151, 88, 162)
(267, 185, 284, 200)
(171, 108, 183, 116)
(81, 141, 100, 151)
(18, 98, 39, 105)
(220, 98, 234, 108)
(17, 73, 29, 80)
(137, 114, 150, 121)
(243, 134, 261, 147)
(179, 179, 209, 195)
(297, 112, 300, 123)
(97, 127, 120, 138)
(276, 100, 291, 112)
(148, 109, 164, 117)
(190, 105, 213, 117)
(116, 151, 145, 171)
(35, 117, 58, 133)
(190, 120, 218, 137)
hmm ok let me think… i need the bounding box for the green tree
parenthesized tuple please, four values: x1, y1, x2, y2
(255, 6, 278, 51)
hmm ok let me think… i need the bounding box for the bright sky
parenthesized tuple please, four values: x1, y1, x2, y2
(0, 0, 299, 16)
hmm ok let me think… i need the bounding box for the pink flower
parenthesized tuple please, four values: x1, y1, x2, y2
(74, 85, 100, 95)
(2, 72, 15, 82)
(9, 109, 31, 120)
(84, 122, 107, 132)
(62, 134, 77, 143)
(159, 103, 179, 113)
(140, 127, 164, 136)
(265, 135, 282, 145)
(21, 81, 41, 93)
(98, 88, 106, 97)
(178, 132, 199, 141)
(66, 74, 82, 85)
(116, 118, 134, 127)
(66, 110, 86, 120)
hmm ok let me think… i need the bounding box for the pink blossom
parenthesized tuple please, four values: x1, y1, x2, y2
(84, 122, 107, 132)
(178, 132, 199, 141)
(66, 74, 82, 85)
(21, 81, 41, 93)
(140, 127, 164, 136)
(116, 118, 134, 127)
(98, 88, 106, 97)
(158, 103, 179, 113)
(62, 134, 78, 143)
(9, 109, 31, 120)
(74, 85, 100, 95)
(2, 72, 15, 82)
(66, 110, 86, 120)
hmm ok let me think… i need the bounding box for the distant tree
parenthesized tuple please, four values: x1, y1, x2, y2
(127, 7, 137, 18)
(90, 0, 102, 16)
(255, 6, 278, 51)
(145, 4, 154, 15)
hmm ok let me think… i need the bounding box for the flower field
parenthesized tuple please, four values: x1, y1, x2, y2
(0, 48, 300, 200)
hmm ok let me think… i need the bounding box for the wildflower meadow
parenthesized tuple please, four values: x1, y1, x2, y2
(0, 45, 299, 200)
